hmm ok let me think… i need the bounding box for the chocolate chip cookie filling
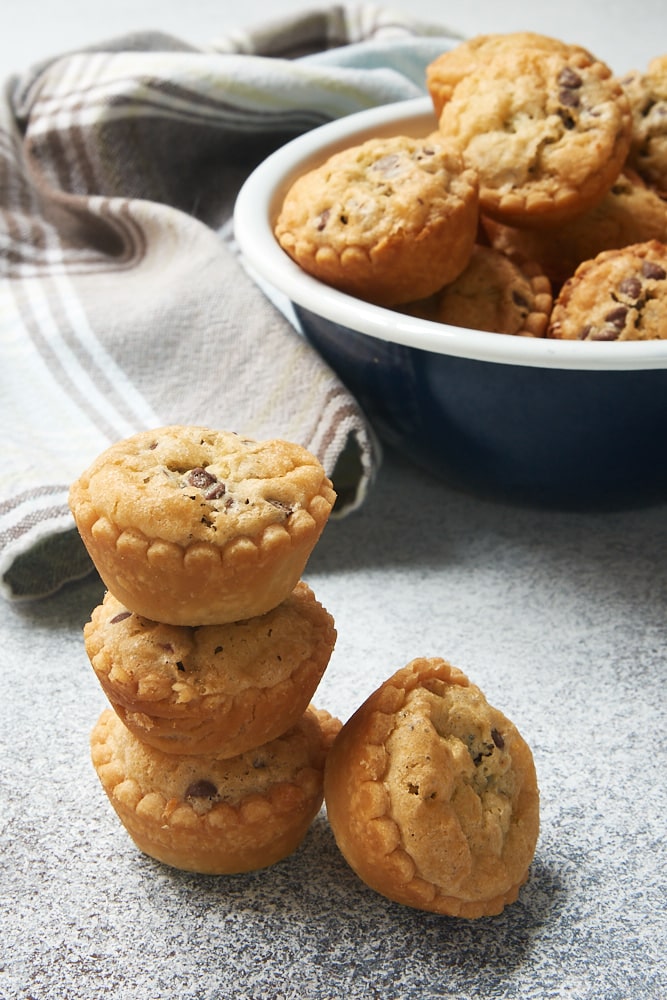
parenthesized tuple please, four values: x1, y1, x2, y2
(427, 32, 595, 118)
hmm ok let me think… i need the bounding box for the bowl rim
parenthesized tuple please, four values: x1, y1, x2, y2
(233, 96, 667, 372)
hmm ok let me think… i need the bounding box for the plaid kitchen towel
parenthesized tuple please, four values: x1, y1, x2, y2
(0, 4, 460, 600)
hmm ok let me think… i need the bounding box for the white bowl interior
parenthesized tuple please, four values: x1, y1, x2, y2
(234, 97, 667, 372)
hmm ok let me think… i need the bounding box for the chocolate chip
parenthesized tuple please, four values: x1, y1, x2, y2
(185, 780, 218, 800)
(619, 277, 642, 299)
(558, 66, 583, 90)
(604, 305, 629, 329)
(187, 467, 216, 489)
(641, 260, 667, 281)
(559, 88, 580, 109)
(176, 661, 185, 672)
(187, 467, 226, 503)
(371, 153, 402, 176)
(315, 208, 330, 232)
(203, 481, 226, 501)
(472, 742, 494, 765)
(590, 326, 621, 341)
(110, 611, 131, 624)
(558, 109, 576, 129)
(491, 728, 505, 749)
(266, 498, 294, 516)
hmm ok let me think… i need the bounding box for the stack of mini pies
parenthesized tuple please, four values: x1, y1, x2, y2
(69, 425, 340, 874)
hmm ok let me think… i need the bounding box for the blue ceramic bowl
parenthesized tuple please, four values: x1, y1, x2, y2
(234, 97, 667, 510)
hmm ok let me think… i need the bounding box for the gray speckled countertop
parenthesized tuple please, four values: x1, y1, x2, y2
(2, 3, 667, 996)
(2, 451, 666, 999)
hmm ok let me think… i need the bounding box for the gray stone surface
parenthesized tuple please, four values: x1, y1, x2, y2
(1, 452, 666, 999)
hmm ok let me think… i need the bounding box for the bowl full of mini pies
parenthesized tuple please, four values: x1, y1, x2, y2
(234, 32, 667, 509)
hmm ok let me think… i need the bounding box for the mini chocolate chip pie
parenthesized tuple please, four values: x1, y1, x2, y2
(324, 657, 540, 917)
(84, 583, 336, 757)
(91, 704, 341, 874)
(547, 239, 667, 340)
(68, 425, 336, 625)
(436, 43, 632, 227)
(274, 133, 479, 306)
(400, 245, 553, 337)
